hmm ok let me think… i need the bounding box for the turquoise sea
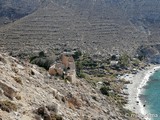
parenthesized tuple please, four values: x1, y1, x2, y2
(142, 69, 160, 120)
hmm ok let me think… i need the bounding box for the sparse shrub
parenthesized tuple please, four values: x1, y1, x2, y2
(119, 53, 130, 68)
(30, 51, 54, 70)
(37, 106, 45, 116)
(17, 52, 28, 59)
(137, 55, 145, 61)
(13, 76, 22, 85)
(100, 86, 110, 96)
(121, 79, 130, 84)
(132, 59, 140, 66)
(73, 50, 82, 60)
(111, 55, 117, 60)
(78, 72, 86, 78)
(15, 95, 21, 100)
(39, 51, 46, 57)
(0, 100, 17, 112)
(37, 106, 63, 120)
(12, 67, 19, 73)
(67, 102, 75, 110)
(81, 59, 97, 68)
(76, 61, 82, 73)
(31, 57, 53, 70)
(119, 106, 133, 116)
(30, 55, 38, 62)
(71, 98, 81, 109)
(97, 74, 105, 77)
(50, 113, 63, 120)
(46, 104, 58, 114)
(66, 94, 81, 109)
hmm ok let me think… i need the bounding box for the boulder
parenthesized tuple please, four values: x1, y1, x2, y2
(0, 80, 19, 99)
(0, 54, 6, 64)
(46, 103, 58, 114)
(48, 66, 57, 76)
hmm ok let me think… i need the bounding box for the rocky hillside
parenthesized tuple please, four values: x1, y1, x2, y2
(1, 0, 160, 57)
(0, 0, 46, 26)
(0, 0, 147, 57)
(0, 53, 140, 120)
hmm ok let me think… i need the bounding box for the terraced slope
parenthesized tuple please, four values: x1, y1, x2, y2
(1, 0, 160, 57)
(0, 0, 149, 57)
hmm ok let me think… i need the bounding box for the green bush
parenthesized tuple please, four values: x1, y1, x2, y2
(39, 51, 46, 57)
(31, 57, 53, 70)
(97, 74, 105, 77)
(100, 86, 110, 96)
(132, 59, 140, 66)
(30, 56, 38, 62)
(30, 51, 55, 70)
(73, 50, 82, 60)
(78, 72, 86, 78)
(119, 53, 130, 68)
(76, 61, 83, 75)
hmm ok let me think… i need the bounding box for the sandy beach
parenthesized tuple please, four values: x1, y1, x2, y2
(122, 64, 160, 120)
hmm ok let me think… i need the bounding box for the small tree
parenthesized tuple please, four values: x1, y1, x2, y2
(30, 51, 54, 70)
(76, 61, 83, 77)
(39, 51, 45, 57)
(100, 86, 110, 96)
(119, 53, 130, 68)
(73, 50, 82, 60)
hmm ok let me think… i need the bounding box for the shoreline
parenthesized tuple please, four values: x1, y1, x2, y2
(122, 64, 160, 120)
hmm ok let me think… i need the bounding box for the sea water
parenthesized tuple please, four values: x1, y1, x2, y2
(142, 69, 160, 120)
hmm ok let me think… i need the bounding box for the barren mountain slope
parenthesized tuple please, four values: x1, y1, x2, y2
(0, 0, 147, 57)
(0, 0, 46, 26)
(1, 0, 160, 57)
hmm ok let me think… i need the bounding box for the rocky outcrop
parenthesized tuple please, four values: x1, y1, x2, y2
(0, 80, 19, 99)
(137, 44, 160, 64)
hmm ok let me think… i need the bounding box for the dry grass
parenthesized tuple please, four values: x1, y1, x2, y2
(67, 96, 81, 109)
(12, 67, 19, 74)
(0, 100, 17, 112)
(50, 113, 63, 120)
(13, 76, 23, 85)
(15, 95, 22, 100)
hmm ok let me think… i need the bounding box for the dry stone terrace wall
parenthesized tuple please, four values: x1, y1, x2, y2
(0, 0, 150, 57)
